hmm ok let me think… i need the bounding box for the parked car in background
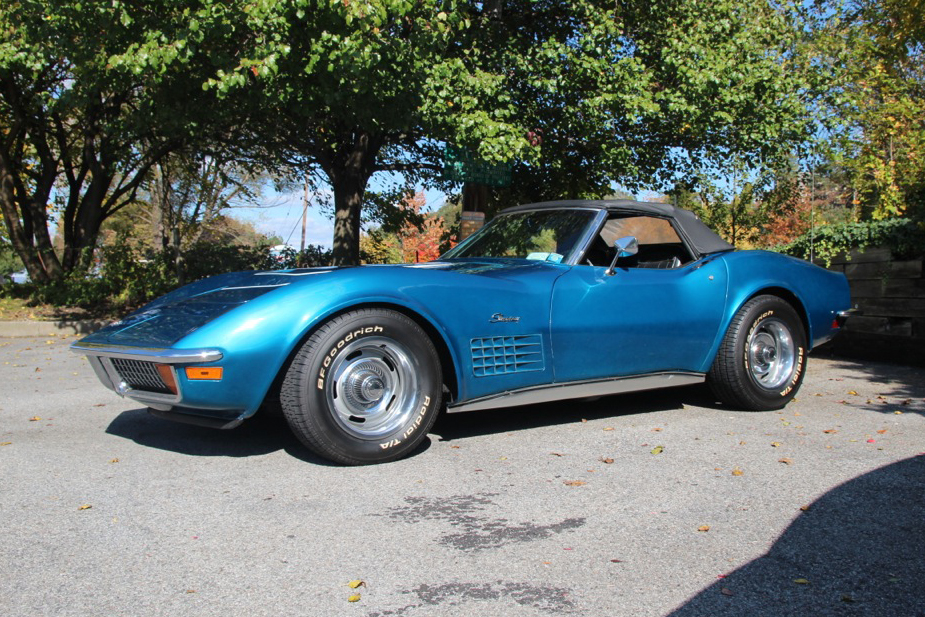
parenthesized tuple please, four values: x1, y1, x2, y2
(72, 200, 852, 465)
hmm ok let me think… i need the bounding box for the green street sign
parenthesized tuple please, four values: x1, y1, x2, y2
(443, 146, 512, 187)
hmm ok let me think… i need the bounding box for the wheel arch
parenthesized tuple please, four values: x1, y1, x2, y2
(744, 286, 811, 343)
(704, 284, 812, 374)
(263, 301, 460, 412)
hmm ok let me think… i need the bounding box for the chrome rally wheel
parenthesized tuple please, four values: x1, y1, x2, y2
(747, 316, 796, 391)
(327, 336, 419, 439)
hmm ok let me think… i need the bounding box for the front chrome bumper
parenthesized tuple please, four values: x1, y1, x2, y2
(70, 342, 223, 408)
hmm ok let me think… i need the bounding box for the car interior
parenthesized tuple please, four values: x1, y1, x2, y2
(581, 214, 694, 268)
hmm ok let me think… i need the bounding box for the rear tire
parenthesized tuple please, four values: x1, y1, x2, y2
(708, 295, 807, 411)
(281, 309, 442, 465)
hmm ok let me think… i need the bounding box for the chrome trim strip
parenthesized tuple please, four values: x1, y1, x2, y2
(70, 343, 223, 364)
(447, 372, 705, 413)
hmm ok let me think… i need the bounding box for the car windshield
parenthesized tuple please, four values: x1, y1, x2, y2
(441, 209, 598, 263)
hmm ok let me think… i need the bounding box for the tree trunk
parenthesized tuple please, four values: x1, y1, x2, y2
(326, 131, 383, 266)
(331, 170, 366, 266)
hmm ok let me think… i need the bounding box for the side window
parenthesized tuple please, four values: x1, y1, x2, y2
(582, 215, 694, 268)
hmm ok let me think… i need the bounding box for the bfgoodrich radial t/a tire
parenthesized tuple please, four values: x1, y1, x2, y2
(281, 308, 442, 465)
(708, 295, 807, 411)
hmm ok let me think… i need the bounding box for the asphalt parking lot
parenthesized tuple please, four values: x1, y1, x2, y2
(1, 334, 923, 617)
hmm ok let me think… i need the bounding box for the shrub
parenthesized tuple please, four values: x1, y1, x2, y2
(776, 218, 925, 265)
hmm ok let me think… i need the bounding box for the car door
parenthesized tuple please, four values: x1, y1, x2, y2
(549, 214, 729, 381)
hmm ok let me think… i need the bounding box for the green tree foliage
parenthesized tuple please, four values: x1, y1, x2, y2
(0, 1, 235, 282)
(807, 0, 925, 220)
(194, 0, 810, 263)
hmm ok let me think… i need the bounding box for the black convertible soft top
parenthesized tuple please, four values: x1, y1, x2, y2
(503, 199, 735, 257)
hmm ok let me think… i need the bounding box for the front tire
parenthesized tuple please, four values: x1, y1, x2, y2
(708, 295, 807, 411)
(281, 309, 442, 465)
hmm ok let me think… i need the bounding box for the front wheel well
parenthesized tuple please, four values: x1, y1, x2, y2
(262, 302, 459, 413)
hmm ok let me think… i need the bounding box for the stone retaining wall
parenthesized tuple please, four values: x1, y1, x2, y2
(817, 248, 925, 365)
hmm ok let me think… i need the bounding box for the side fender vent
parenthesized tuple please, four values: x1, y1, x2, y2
(471, 335, 544, 377)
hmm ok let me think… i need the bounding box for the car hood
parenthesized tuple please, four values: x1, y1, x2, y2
(79, 260, 552, 348)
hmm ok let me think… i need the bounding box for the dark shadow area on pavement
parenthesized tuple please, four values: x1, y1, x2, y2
(432, 384, 718, 441)
(106, 408, 434, 464)
(666, 454, 925, 617)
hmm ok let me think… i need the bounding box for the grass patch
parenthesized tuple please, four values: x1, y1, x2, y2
(0, 295, 116, 322)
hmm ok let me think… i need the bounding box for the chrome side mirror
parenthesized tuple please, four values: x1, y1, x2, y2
(606, 236, 638, 276)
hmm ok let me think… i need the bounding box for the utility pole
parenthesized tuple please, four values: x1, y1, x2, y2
(300, 175, 309, 252)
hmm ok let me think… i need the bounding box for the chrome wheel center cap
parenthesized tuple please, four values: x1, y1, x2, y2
(344, 362, 388, 408)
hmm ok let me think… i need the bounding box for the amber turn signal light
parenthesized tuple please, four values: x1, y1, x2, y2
(185, 367, 224, 380)
(155, 364, 179, 395)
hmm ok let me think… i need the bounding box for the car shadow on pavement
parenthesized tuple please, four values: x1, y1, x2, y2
(105, 408, 350, 465)
(665, 454, 925, 617)
(432, 384, 717, 441)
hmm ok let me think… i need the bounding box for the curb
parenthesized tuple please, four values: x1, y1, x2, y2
(0, 319, 109, 338)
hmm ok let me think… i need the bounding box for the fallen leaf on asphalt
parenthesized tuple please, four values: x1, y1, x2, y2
(550, 452, 564, 457)
(651, 445, 664, 455)
(347, 594, 361, 603)
(721, 588, 734, 596)
(610, 559, 622, 563)
(450, 445, 460, 449)
(771, 442, 782, 447)
(0, 442, 12, 446)
(894, 411, 904, 415)
(800, 504, 811, 511)
(29, 416, 40, 422)
(109, 458, 119, 464)
(347, 580, 365, 589)
(603, 427, 614, 431)
(600, 457, 614, 464)
(564, 480, 587, 486)
(186, 589, 197, 594)
(651, 427, 663, 432)
(867, 439, 876, 443)
(823, 429, 837, 434)
(794, 578, 810, 585)
(877, 429, 887, 434)
(848, 390, 858, 396)
(731, 467, 744, 476)
(698, 525, 710, 532)
(34, 367, 41, 372)
(779, 458, 793, 465)
(739, 441, 747, 445)
(78, 504, 92, 510)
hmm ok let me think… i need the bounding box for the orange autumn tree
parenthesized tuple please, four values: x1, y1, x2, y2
(397, 192, 455, 263)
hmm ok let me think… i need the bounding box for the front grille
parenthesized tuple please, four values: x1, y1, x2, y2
(110, 358, 172, 394)
(471, 335, 545, 377)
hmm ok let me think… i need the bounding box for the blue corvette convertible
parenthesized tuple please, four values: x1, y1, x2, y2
(72, 200, 852, 464)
